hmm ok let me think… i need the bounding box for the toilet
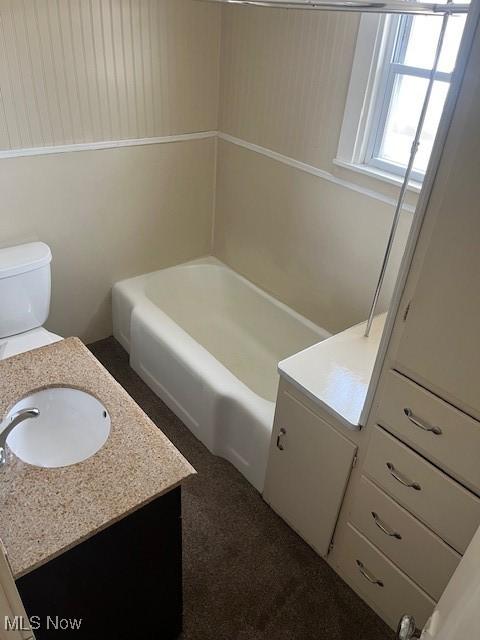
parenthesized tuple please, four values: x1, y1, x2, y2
(0, 242, 62, 360)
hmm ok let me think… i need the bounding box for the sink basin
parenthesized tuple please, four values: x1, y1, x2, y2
(4, 387, 111, 468)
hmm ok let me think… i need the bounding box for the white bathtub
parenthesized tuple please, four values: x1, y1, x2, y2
(112, 257, 329, 490)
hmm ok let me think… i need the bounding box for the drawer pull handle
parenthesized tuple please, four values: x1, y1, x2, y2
(276, 428, 286, 451)
(404, 408, 442, 435)
(356, 560, 384, 587)
(372, 512, 402, 539)
(387, 462, 422, 491)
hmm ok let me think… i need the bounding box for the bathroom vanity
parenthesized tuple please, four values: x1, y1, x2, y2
(264, 315, 385, 558)
(264, 23, 480, 630)
(265, 280, 480, 630)
(0, 338, 195, 639)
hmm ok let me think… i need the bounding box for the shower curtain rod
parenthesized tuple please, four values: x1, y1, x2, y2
(197, 0, 469, 16)
(364, 5, 452, 336)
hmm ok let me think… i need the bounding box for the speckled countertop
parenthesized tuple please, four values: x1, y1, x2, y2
(0, 338, 195, 579)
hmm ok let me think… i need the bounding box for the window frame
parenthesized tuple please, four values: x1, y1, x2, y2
(364, 14, 453, 182)
(335, 12, 455, 187)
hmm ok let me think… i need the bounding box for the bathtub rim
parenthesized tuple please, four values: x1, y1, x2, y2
(115, 255, 331, 340)
(112, 255, 332, 404)
(112, 256, 331, 406)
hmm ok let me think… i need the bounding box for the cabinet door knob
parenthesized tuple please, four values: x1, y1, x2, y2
(404, 408, 442, 435)
(356, 560, 384, 587)
(276, 428, 286, 451)
(372, 512, 402, 539)
(387, 462, 422, 491)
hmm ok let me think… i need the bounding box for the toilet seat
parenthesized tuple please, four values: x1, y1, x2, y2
(0, 327, 63, 360)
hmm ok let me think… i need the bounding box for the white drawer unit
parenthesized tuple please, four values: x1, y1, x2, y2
(264, 388, 357, 557)
(364, 426, 480, 554)
(324, 38, 480, 631)
(377, 370, 480, 495)
(332, 523, 435, 630)
(350, 475, 461, 600)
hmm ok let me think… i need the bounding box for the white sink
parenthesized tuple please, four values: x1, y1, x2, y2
(4, 387, 111, 468)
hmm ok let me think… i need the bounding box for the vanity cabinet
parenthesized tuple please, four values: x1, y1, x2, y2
(0, 340, 194, 640)
(16, 488, 182, 640)
(264, 382, 358, 557)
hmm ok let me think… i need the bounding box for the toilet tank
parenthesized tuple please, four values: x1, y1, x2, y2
(0, 242, 52, 339)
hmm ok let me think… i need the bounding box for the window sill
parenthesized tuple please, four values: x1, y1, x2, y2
(332, 158, 422, 194)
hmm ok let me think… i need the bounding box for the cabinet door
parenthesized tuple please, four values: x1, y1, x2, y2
(264, 389, 357, 556)
(391, 44, 480, 421)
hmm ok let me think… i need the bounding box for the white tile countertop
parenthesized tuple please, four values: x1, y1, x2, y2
(278, 314, 387, 430)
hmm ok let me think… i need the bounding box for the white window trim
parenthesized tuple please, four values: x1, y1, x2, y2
(335, 13, 423, 192)
(333, 157, 422, 192)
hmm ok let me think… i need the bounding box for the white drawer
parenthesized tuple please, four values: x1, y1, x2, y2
(377, 370, 480, 494)
(350, 475, 461, 600)
(364, 426, 480, 554)
(332, 523, 435, 630)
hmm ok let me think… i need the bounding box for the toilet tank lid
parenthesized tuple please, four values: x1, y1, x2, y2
(0, 242, 52, 279)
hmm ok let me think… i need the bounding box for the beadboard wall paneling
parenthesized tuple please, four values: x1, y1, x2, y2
(0, 0, 220, 150)
(218, 5, 360, 171)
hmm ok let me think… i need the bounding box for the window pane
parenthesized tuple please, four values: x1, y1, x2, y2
(401, 14, 466, 73)
(376, 75, 449, 174)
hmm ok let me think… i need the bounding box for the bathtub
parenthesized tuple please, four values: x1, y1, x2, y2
(113, 257, 329, 490)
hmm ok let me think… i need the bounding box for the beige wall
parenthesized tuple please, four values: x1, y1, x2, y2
(1, 1, 413, 342)
(0, 138, 216, 343)
(214, 5, 413, 332)
(214, 140, 410, 333)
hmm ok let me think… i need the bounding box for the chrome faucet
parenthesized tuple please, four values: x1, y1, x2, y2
(0, 408, 40, 467)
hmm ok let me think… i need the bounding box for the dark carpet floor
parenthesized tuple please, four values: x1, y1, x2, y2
(89, 337, 394, 640)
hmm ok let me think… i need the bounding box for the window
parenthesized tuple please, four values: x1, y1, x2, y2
(336, 6, 467, 184)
